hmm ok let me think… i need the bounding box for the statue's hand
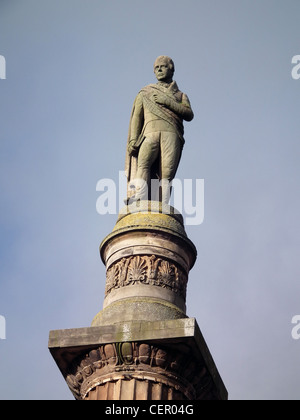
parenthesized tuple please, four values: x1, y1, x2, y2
(153, 92, 166, 105)
(128, 139, 139, 156)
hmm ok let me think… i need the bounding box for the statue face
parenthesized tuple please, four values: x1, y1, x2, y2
(154, 58, 173, 82)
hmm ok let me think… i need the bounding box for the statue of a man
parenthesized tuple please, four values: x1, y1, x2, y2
(125, 56, 194, 204)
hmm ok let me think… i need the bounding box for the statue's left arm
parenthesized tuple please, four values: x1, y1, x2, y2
(154, 92, 194, 122)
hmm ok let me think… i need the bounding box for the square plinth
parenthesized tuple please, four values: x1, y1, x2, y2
(49, 318, 227, 400)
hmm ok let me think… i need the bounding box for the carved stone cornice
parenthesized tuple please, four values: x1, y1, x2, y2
(49, 319, 228, 401)
(64, 341, 216, 400)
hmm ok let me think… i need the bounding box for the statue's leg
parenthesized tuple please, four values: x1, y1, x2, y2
(160, 133, 182, 204)
(134, 134, 160, 200)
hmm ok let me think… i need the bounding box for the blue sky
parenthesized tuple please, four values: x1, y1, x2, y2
(0, 0, 300, 400)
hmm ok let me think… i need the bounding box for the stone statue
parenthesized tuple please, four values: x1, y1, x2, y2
(125, 56, 194, 204)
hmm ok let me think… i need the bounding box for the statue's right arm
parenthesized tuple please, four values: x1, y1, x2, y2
(129, 93, 144, 142)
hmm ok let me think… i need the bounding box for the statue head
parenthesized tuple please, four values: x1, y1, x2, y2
(153, 56, 174, 83)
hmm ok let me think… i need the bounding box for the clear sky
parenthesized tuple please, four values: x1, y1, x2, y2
(0, 0, 300, 400)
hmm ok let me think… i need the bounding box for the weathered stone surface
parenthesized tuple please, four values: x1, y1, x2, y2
(49, 318, 228, 400)
(101, 205, 197, 270)
(96, 205, 197, 326)
(92, 297, 187, 327)
(48, 205, 228, 400)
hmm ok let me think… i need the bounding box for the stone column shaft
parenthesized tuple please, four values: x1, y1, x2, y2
(49, 202, 228, 400)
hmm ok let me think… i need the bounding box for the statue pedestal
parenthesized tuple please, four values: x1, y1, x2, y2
(93, 202, 196, 326)
(49, 202, 227, 400)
